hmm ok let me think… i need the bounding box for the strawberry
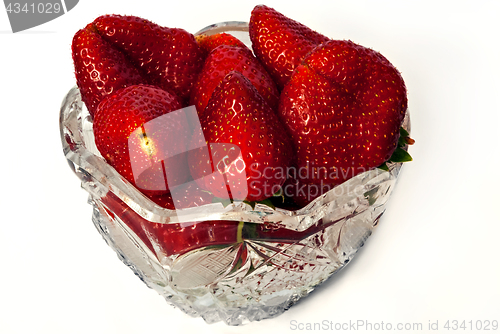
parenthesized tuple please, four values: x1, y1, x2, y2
(249, 5, 330, 89)
(92, 14, 205, 103)
(101, 192, 346, 257)
(190, 45, 279, 119)
(93, 84, 190, 196)
(189, 71, 293, 202)
(281, 177, 335, 208)
(147, 220, 242, 256)
(146, 182, 215, 210)
(195, 32, 248, 56)
(279, 39, 407, 192)
(100, 192, 242, 256)
(71, 23, 146, 117)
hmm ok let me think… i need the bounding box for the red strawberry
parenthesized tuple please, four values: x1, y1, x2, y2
(94, 84, 190, 196)
(101, 192, 346, 257)
(148, 217, 345, 256)
(279, 40, 407, 190)
(189, 71, 293, 202)
(249, 5, 330, 89)
(147, 220, 242, 256)
(92, 14, 205, 103)
(146, 182, 215, 210)
(71, 23, 146, 117)
(100, 192, 242, 256)
(195, 32, 248, 56)
(190, 45, 279, 119)
(282, 177, 336, 208)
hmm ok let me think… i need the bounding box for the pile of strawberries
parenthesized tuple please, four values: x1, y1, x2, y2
(71, 5, 411, 256)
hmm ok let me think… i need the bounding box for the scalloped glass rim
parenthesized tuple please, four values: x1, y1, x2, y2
(196, 21, 249, 36)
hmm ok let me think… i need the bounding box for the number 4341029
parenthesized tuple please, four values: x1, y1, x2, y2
(444, 320, 498, 331)
(5, 2, 62, 14)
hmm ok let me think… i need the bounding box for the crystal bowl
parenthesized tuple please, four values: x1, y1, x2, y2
(60, 21, 409, 325)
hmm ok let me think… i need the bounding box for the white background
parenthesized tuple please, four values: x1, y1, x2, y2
(1, 0, 499, 333)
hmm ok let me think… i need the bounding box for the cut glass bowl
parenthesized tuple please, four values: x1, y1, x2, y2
(60, 21, 409, 325)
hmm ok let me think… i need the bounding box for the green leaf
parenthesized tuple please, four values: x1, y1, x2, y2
(381, 127, 414, 165)
(378, 162, 389, 171)
(389, 147, 413, 163)
(258, 198, 276, 210)
(398, 135, 407, 148)
(398, 127, 410, 147)
(400, 127, 410, 138)
(243, 200, 256, 210)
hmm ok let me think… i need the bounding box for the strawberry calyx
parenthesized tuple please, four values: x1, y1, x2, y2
(378, 127, 414, 171)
